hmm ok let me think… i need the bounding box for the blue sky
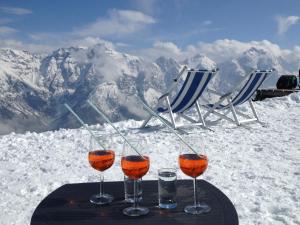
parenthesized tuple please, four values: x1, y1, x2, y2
(0, 0, 300, 57)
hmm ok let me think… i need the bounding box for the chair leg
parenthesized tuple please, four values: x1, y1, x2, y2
(249, 100, 259, 121)
(141, 114, 153, 128)
(227, 97, 240, 126)
(203, 99, 262, 127)
(203, 97, 226, 120)
(208, 110, 237, 124)
(196, 101, 206, 127)
(179, 113, 197, 123)
(213, 109, 230, 123)
(166, 97, 176, 129)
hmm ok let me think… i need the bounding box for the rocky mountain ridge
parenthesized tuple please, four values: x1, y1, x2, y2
(0, 43, 295, 134)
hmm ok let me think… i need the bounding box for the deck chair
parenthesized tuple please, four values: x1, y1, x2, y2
(202, 69, 274, 126)
(141, 66, 218, 129)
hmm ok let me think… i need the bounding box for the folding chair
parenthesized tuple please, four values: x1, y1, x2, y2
(203, 69, 274, 126)
(141, 66, 218, 129)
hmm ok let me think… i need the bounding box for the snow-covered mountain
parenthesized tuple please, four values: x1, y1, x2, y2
(0, 44, 181, 134)
(0, 44, 298, 134)
(183, 54, 217, 70)
(215, 47, 285, 93)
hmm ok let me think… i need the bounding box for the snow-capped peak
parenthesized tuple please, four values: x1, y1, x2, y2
(183, 54, 217, 70)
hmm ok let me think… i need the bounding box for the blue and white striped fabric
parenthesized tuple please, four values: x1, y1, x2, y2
(157, 70, 214, 113)
(207, 70, 270, 110)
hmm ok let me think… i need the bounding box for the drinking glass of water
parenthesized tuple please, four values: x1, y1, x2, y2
(158, 168, 177, 209)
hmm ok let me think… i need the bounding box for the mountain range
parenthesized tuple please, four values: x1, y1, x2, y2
(0, 43, 297, 134)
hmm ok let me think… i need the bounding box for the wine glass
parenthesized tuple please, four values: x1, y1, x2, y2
(178, 136, 211, 214)
(121, 138, 150, 217)
(88, 133, 115, 205)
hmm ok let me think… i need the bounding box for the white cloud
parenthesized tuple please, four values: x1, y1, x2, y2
(0, 26, 17, 34)
(275, 15, 300, 35)
(183, 39, 286, 63)
(0, 18, 12, 25)
(134, 39, 300, 69)
(135, 41, 182, 61)
(115, 42, 131, 48)
(0, 39, 56, 53)
(135, 39, 250, 62)
(172, 20, 221, 40)
(117, 9, 155, 23)
(20, 9, 155, 53)
(153, 41, 181, 55)
(0, 36, 119, 54)
(0, 34, 116, 54)
(202, 20, 212, 26)
(70, 37, 115, 50)
(0, 6, 32, 15)
(72, 9, 155, 38)
(130, 0, 158, 15)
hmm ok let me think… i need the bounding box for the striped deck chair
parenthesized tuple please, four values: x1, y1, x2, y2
(141, 66, 218, 129)
(203, 69, 274, 126)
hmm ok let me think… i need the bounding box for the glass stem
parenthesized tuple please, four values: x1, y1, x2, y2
(193, 177, 198, 207)
(99, 172, 104, 196)
(133, 179, 138, 208)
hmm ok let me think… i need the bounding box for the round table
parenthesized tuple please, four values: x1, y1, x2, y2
(31, 180, 238, 225)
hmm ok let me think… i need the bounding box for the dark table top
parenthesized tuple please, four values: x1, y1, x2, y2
(31, 180, 238, 225)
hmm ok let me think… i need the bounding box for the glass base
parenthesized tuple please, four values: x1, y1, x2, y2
(90, 193, 113, 205)
(159, 202, 177, 209)
(184, 203, 211, 214)
(123, 206, 149, 217)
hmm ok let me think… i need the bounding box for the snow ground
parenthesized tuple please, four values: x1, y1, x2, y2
(0, 93, 300, 225)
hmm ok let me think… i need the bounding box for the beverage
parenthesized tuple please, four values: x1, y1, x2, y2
(124, 176, 142, 203)
(121, 138, 150, 217)
(88, 150, 115, 172)
(88, 135, 115, 205)
(178, 137, 211, 215)
(158, 168, 177, 209)
(121, 155, 150, 179)
(179, 154, 208, 178)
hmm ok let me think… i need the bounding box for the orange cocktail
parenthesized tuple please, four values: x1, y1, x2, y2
(121, 155, 150, 179)
(88, 150, 115, 171)
(88, 149, 115, 205)
(179, 154, 208, 178)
